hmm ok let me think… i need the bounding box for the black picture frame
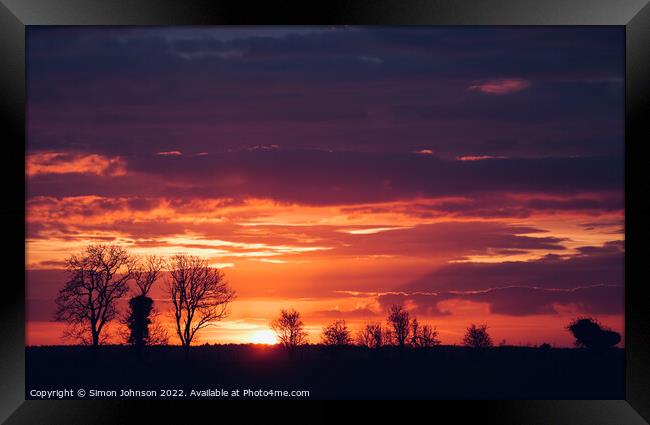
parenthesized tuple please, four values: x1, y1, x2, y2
(2, 0, 649, 423)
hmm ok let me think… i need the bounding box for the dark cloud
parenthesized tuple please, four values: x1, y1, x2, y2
(341, 192, 623, 220)
(376, 284, 623, 317)
(27, 269, 68, 300)
(376, 241, 624, 317)
(27, 27, 623, 158)
(27, 151, 623, 206)
(26, 299, 56, 322)
(404, 242, 624, 292)
(331, 222, 567, 258)
(376, 292, 453, 316)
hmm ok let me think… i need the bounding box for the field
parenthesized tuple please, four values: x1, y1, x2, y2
(26, 345, 624, 400)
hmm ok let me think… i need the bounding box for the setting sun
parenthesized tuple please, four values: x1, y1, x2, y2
(249, 329, 278, 345)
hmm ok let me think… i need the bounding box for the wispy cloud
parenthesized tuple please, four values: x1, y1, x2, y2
(456, 155, 508, 161)
(27, 152, 126, 177)
(467, 78, 531, 95)
(155, 151, 182, 156)
(357, 55, 383, 65)
(341, 227, 412, 235)
(415, 149, 434, 155)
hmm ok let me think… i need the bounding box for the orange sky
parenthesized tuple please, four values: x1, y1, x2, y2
(26, 194, 624, 347)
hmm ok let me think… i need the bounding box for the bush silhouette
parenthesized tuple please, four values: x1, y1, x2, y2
(321, 320, 352, 346)
(462, 324, 493, 349)
(126, 295, 154, 357)
(567, 318, 621, 349)
(357, 323, 384, 349)
(409, 318, 440, 347)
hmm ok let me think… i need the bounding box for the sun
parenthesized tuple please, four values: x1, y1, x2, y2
(249, 329, 278, 345)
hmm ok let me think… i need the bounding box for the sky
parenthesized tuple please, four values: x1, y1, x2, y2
(26, 26, 624, 347)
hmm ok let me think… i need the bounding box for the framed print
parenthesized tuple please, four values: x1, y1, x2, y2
(1, 0, 649, 423)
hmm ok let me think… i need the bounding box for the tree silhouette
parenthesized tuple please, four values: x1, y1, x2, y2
(133, 255, 164, 295)
(54, 245, 135, 347)
(167, 254, 235, 359)
(357, 323, 383, 349)
(409, 318, 440, 347)
(125, 256, 164, 360)
(146, 311, 170, 346)
(418, 325, 441, 347)
(463, 324, 493, 349)
(567, 317, 621, 349)
(383, 328, 394, 346)
(409, 318, 421, 347)
(321, 320, 352, 346)
(387, 304, 410, 348)
(126, 296, 153, 353)
(271, 308, 308, 348)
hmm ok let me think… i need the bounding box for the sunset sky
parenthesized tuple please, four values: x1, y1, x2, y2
(26, 26, 624, 347)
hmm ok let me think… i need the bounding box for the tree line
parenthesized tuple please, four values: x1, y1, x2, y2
(54, 244, 235, 359)
(271, 306, 491, 349)
(53, 244, 621, 358)
(272, 307, 621, 350)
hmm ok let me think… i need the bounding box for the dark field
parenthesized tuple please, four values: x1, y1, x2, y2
(26, 345, 624, 400)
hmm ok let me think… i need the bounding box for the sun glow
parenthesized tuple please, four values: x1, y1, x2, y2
(249, 329, 278, 345)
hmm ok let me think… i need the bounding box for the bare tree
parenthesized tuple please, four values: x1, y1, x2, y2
(463, 324, 493, 349)
(132, 255, 165, 296)
(167, 254, 235, 358)
(357, 322, 383, 349)
(409, 317, 420, 347)
(409, 318, 441, 347)
(54, 244, 135, 347)
(387, 304, 410, 348)
(147, 310, 170, 346)
(271, 308, 309, 348)
(321, 320, 352, 346)
(383, 327, 394, 346)
(418, 324, 441, 347)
